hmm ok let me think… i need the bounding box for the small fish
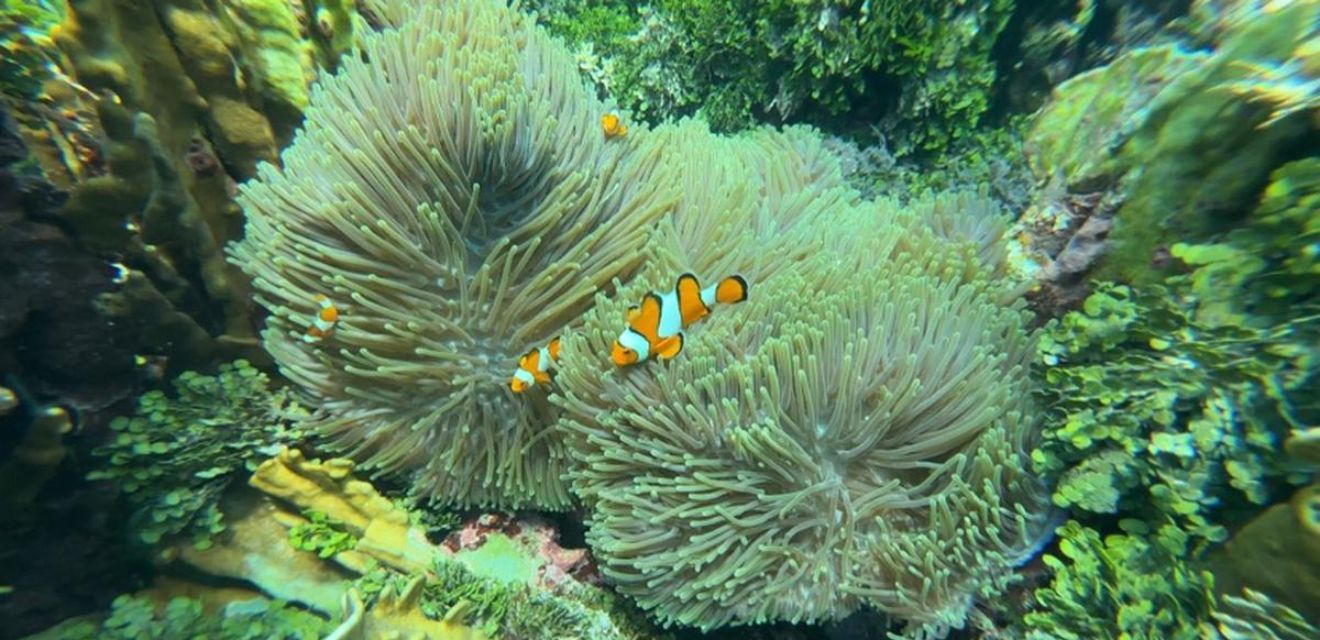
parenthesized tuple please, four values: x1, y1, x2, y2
(303, 294, 339, 343)
(510, 337, 562, 392)
(612, 273, 748, 366)
(601, 112, 627, 139)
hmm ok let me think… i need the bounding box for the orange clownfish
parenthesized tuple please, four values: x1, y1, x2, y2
(303, 294, 339, 343)
(601, 113, 627, 139)
(510, 337, 562, 392)
(611, 273, 748, 367)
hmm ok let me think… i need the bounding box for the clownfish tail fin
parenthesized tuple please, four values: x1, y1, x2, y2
(715, 275, 749, 304)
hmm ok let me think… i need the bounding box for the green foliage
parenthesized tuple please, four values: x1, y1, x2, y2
(1172, 157, 1320, 327)
(527, 0, 1014, 152)
(1035, 283, 1315, 546)
(288, 510, 358, 558)
(88, 360, 308, 549)
(0, 0, 62, 100)
(536, 0, 638, 51)
(405, 502, 462, 540)
(53, 594, 331, 639)
(1023, 519, 1217, 639)
(354, 558, 657, 640)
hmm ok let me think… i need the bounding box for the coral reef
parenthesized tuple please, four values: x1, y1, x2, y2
(40, 594, 333, 640)
(330, 577, 488, 640)
(190, 448, 646, 640)
(0, 0, 369, 379)
(247, 447, 437, 576)
(1033, 283, 1316, 545)
(0, 104, 152, 638)
(0, 106, 136, 416)
(1016, 0, 1319, 299)
(87, 360, 308, 548)
(526, 0, 1016, 154)
(230, 0, 1052, 634)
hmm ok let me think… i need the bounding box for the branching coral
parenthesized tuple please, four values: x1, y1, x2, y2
(553, 195, 1050, 633)
(229, 0, 681, 509)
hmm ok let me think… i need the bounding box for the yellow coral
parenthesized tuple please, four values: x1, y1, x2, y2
(248, 447, 439, 575)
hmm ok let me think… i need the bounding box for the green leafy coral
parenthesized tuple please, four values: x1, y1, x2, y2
(1024, 142, 1320, 636)
(1172, 157, 1320, 327)
(1022, 515, 1320, 639)
(1034, 283, 1315, 545)
(51, 594, 331, 640)
(89, 360, 307, 548)
(288, 510, 359, 558)
(354, 556, 662, 640)
(1024, 519, 1217, 640)
(527, 0, 1015, 152)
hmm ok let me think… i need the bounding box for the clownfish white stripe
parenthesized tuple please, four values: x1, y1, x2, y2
(699, 283, 720, 308)
(657, 290, 683, 338)
(512, 368, 536, 387)
(618, 328, 650, 362)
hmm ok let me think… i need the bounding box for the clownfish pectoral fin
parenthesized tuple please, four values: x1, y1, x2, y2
(654, 333, 684, 360)
(675, 272, 710, 327)
(715, 275, 749, 304)
(630, 293, 664, 342)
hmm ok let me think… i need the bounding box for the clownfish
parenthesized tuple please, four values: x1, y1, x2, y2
(612, 273, 748, 367)
(601, 113, 627, 139)
(510, 337, 562, 393)
(303, 294, 339, 343)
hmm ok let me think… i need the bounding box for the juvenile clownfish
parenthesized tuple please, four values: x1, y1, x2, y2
(303, 294, 339, 344)
(601, 113, 627, 139)
(612, 273, 748, 367)
(510, 337, 562, 393)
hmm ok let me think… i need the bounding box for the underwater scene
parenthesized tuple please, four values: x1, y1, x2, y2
(0, 0, 1317, 638)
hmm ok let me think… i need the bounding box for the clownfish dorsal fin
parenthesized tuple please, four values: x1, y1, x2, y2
(654, 332, 684, 360)
(675, 273, 710, 327)
(519, 347, 540, 370)
(630, 293, 664, 342)
(715, 275, 749, 304)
